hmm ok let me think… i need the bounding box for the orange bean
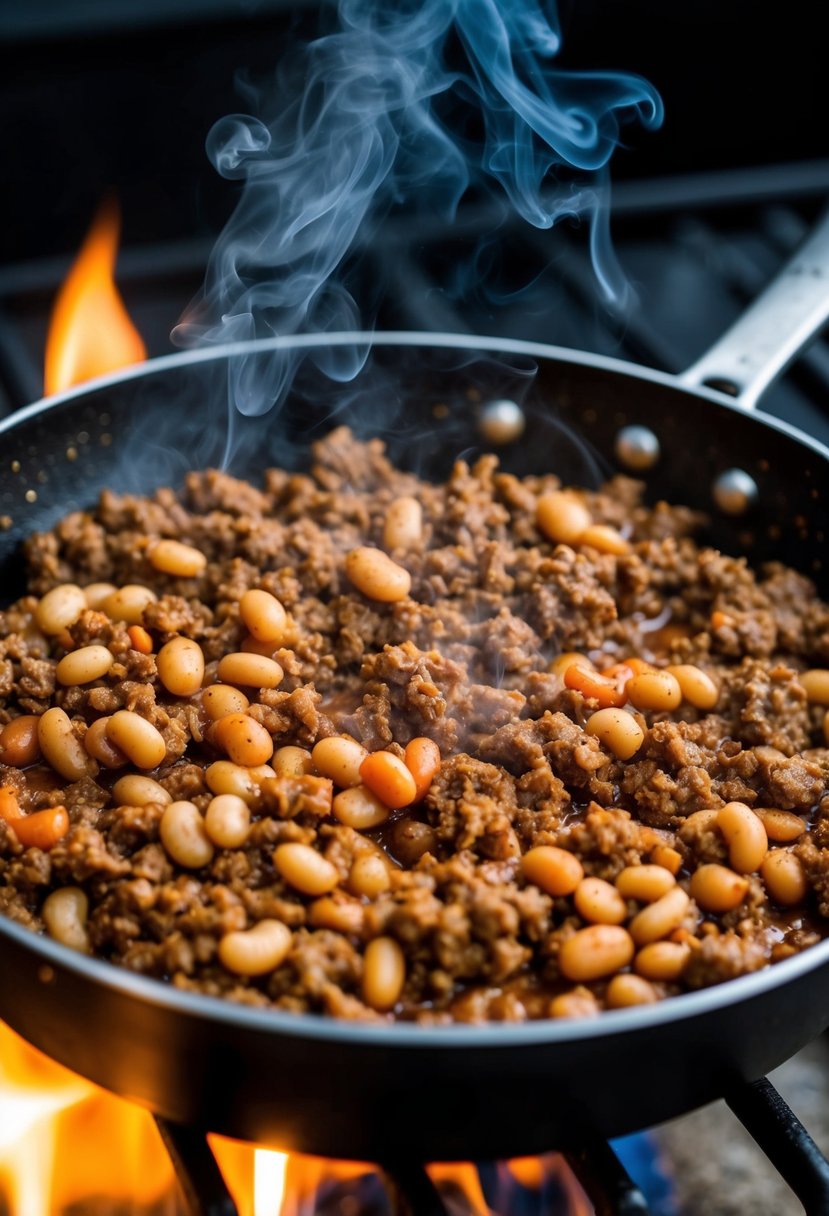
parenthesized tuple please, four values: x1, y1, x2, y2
(308, 896, 365, 935)
(615, 864, 677, 903)
(665, 664, 719, 711)
(650, 844, 683, 876)
(717, 801, 767, 874)
(536, 492, 592, 544)
(217, 652, 283, 689)
(578, 524, 630, 556)
(239, 589, 288, 644)
(761, 850, 808, 906)
(754, 809, 806, 844)
(626, 670, 682, 713)
(634, 940, 691, 982)
(585, 708, 644, 760)
(690, 863, 749, 913)
(273, 746, 314, 778)
(606, 974, 658, 1008)
(359, 751, 417, 809)
(558, 925, 634, 982)
(212, 713, 274, 767)
(9, 806, 70, 851)
(564, 665, 627, 708)
(332, 785, 391, 830)
(55, 644, 114, 686)
(403, 737, 441, 802)
(522, 846, 584, 897)
(312, 736, 367, 788)
(127, 625, 154, 654)
(628, 886, 690, 946)
(0, 786, 22, 822)
(149, 539, 207, 577)
(204, 795, 251, 850)
(383, 497, 423, 552)
(102, 584, 157, 625)
(549, 990, 600, 1019)
(273, 842, 339, 896)
(201, 685, 250, 721)
(799, 669, 829, 704)
(573, 877, 627, 925)
(157, 637, 206, 698)
(0, 716, 41, 767)
(363, 936, 406, 1011)
(345, 548, 411, 603)
(205, 760, 274, 803)
(348, 853, 392, 898)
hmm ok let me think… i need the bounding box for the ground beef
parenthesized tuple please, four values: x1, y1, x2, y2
(2, 426, 829, 1023)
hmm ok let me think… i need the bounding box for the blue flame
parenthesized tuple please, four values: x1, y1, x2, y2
(174, 0, 662, 415)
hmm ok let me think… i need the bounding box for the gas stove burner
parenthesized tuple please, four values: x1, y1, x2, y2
(153, 1075, 829, 1216)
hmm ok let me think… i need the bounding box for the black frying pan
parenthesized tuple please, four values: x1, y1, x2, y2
(2, 214, 829, 1162)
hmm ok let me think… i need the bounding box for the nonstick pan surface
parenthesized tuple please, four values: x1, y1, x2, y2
(2, 328, 829, 1159)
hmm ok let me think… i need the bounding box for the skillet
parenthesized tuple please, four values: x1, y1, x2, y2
(1, 213, 829, 1160)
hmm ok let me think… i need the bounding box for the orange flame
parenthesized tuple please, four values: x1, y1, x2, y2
(0, 1020, 377, 1216)
(429, 1163, 492, 1215)
(0, 1020, 594, 1215)
(210, 1137, 373, 1216)
(0, 1021, 173, 1212)
(43, 198, 147, 396)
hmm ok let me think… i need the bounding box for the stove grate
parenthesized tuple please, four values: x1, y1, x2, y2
(154, 1076, 829, 1216)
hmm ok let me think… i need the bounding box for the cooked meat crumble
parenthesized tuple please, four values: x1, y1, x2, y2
(2, 426, 829, 1022)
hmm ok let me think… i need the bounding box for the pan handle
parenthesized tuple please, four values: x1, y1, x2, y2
(678, 206, 829, 411)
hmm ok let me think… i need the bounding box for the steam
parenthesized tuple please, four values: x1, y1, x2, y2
(174, 0, 662, 416)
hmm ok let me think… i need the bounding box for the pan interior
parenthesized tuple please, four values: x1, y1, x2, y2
(3, 336, 829, 1148)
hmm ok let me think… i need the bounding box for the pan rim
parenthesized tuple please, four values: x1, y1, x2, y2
(3, 328, 829, 468)
(3, 328, 829, 1049)
(3, 910, 829, 1046)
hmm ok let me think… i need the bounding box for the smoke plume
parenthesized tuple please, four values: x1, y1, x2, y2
(174, 0, 662, 416)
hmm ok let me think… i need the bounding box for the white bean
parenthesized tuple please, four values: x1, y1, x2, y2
(38, 707, 94, 782)
(204, 794, 251, 849)
(159, 801, 214, 868)
(42, 887, 90, 952)
(218, 920, 291, 976)
(55, 644, 114, 686)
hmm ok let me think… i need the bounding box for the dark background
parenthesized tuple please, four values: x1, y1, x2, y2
(0, 0, 823, 264)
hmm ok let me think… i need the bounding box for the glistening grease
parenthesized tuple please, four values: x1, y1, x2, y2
(1, 429, 828, 1021)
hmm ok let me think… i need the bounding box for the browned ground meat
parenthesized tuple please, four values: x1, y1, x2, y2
(1, 427, 828, 1023)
